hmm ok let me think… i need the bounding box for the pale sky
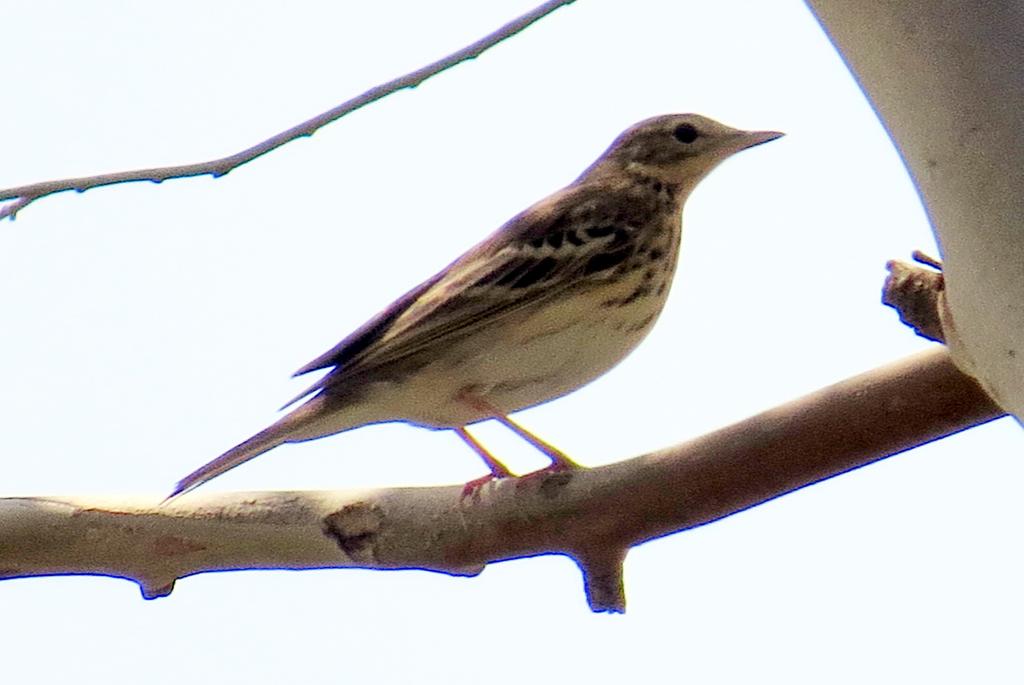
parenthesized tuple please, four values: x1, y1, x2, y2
(2, 1, 1022, 683)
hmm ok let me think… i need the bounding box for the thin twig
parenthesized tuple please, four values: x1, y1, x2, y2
(911, 249, 943, 270)
(0, 0, 576, 221)
(0, 197, 32, 221)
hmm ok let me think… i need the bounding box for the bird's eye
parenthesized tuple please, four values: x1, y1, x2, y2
(673, 123, 699, 144)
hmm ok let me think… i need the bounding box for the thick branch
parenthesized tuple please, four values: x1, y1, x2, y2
(0, 0, 575, 221)
(0, 349, 1002, 612)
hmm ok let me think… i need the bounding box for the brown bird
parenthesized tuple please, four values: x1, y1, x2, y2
(169, 114, 782, 499)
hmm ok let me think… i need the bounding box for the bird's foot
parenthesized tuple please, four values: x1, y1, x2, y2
(520, 459, 577, 478)
(461, 472, 511, 499)
(455, 425, 514, 500)
(545, 452, 580, 471)
(515, 459, 580, 491)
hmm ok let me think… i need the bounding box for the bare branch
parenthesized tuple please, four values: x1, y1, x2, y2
(0, 349, 1002, 611)
(0, 0, 576, 221)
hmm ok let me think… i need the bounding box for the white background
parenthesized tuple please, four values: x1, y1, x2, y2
(2, 1, 1022, 682)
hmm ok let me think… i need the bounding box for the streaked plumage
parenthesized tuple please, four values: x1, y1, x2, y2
(169, 114, 782, 498)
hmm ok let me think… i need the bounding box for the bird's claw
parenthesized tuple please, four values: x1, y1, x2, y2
(514, 460, 579, 489)
(461, 473, 503, 499)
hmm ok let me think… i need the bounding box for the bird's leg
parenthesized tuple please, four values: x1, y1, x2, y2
(457, 391, 580, 479)
(455, 426, 513, 497)
(491, 414, 580, 471)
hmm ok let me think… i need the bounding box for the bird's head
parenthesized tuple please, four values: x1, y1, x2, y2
(584, 113, 783, 189)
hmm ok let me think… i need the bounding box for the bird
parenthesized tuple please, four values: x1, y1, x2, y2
(168, 114, 782, 499)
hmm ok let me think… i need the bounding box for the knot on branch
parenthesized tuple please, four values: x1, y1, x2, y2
(574, 546, 627, 613)
(883, 252, 946, 343)
(322, 502, 384, 563)
(139, 578, 176, 600)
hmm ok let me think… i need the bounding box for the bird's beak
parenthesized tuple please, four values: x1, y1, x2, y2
(738, 129, 785, 150)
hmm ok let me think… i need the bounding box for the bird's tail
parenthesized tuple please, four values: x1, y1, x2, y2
(165, 396, 342, 502)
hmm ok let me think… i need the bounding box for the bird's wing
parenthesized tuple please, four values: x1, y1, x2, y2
(277, 271, 447, 409)
(290, 181, 647, 401)
(292, 272, 447, 377)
